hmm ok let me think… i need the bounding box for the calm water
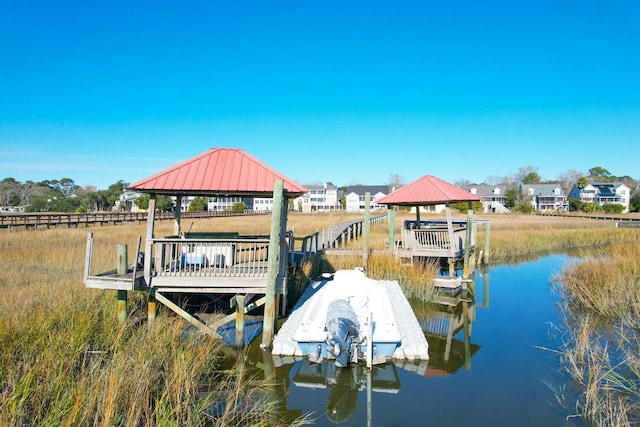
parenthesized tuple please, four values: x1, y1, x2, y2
(238, 255, 583, 426)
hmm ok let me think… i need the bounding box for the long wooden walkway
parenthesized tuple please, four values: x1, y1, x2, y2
(319, 214, 387, 249)
(0, 210, 266, 230)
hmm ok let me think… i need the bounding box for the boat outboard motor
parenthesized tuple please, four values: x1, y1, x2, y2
(325, 299, 361, 368)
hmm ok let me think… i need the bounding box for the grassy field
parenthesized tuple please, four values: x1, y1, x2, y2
(0, 211, 638, 426)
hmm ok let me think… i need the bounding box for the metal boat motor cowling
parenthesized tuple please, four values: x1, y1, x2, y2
(325, 299, 363, 368)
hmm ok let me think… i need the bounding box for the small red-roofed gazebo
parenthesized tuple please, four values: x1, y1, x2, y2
(128, 147, 308, 198)
(377, 175, 480, 207)
(377, 175, 487, 277)
(87, 147, 309, 348)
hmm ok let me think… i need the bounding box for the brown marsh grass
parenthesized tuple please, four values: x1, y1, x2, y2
(553, 234, 640, 426)
(0, 222, 311, 426)
(0, 211, 638, 425)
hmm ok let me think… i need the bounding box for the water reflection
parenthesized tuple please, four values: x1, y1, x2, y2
(293, 358, 403, 423)
(208, 266, 489, 425)
(413, 267, 488, 373)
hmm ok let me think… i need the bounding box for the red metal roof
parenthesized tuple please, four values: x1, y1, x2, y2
(377, 175, 481, 206)
(128, 148, 308, 197)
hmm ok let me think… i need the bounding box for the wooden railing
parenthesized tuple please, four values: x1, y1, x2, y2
(290, 231, 320, 261)
(401, 226, 473, 258)
(0, 210, 266, 229)
(152, 237, 272, 279)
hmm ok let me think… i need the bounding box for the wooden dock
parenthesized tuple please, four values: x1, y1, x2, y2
(83, 210, 390, 345)
(0, 210, 265, 230)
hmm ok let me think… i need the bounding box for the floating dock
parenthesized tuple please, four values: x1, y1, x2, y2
(272, 269, 429, 363)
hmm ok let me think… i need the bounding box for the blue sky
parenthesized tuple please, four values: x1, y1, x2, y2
(1, 1, 638, 190)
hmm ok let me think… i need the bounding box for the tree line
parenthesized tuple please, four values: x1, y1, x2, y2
(2, 164, 639, 214)
(0, 178, 245, 213)
(452, 165, 639, 213)
(0, 178, 128, 213)
(0, 178, 175, 213)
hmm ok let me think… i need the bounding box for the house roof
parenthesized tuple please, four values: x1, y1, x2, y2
(377, 175, 480, 206)
(591, 182, 625, 196)
(345, 185, 390, 196)
(520, 184, 565, 197)
(128, 147, 308, 197)
(468, 184, 509, 198)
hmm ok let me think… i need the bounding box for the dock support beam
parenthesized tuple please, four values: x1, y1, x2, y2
(483, 222, 490, 265)
(388, 208, 396, 254)
(445, 205, 456, 276)
(144, 195, 157, 324)
(261, 180, 284, 350)
(116, 243, 128, 322)
(363, 192, 370, 266)
(148, 289, 156, 323)
(235, 294, 245, 348)
(174, 195, 182, 236)
(463, 204, 473, 279)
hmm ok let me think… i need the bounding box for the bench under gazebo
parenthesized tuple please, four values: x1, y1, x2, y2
(377, 175, 488, 278)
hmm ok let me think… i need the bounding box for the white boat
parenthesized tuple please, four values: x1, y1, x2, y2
(272, 268, 429, 367)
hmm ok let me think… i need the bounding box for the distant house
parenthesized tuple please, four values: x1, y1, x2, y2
(0, 205, 27, 213)
(208, 196, 254, 211)
(345, 185, 390, 212)
(295, 183, 340, 213)
(568, 182, 631, 212)
(115, 190, 143, 212)
(468, 185, 511, 213)
(252, 197, 273, 212)
(520, 184, 568, 212)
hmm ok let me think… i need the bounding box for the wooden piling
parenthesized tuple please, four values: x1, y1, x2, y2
(145, 195, 156, 324)
(116, 243, 128, 322)
(463, 206, 473, 278)
(174, 195, 182, 236)
(388, 209, 396, 254)
(261, 180, 284, 350)
(235, 294, 245, 348)
(363, 192, 370, 266)
(147, 289, 156, 322)
(483, 222, 490, 265)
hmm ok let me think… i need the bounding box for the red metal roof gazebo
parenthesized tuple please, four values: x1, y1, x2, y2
(128, 147, 308, 197)
(122, 147, 308, 346)
(377, 175, 485, 277)
(377, 175, 480, 207)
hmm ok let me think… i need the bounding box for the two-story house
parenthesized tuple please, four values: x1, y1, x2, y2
(208, 196, 254, 211)
(468, 185, 511, 213)
(520, 184, 568, 212)
(115, 190, 143, 212)
(568, 182, 631, 212)
(345, 185, 389, 212)
(295, 183, 340, 213)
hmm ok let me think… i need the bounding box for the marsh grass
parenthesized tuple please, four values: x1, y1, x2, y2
(0, 222, 311, 426)
(1, 211, 637, 426)
(553, 236, 640, 426)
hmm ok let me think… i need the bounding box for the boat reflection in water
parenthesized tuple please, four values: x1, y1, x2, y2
(293, 358, 403, 423)
(205, 268, 489, 425)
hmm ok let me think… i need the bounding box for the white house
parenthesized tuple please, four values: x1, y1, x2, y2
(568, 182, 631, 212)
(252, 197, 274, 212)
(115, 190, 143, 212)
(207, 196, 253, 212)
(345, 185, 389, 212)
(295, 183, 340, 213)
